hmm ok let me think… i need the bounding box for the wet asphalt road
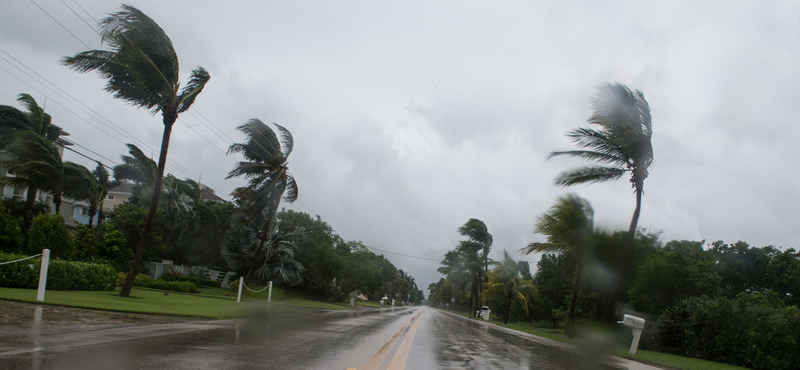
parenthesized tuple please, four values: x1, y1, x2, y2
(0, 300, 659, 370)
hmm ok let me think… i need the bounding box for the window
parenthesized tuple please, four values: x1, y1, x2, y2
(13, 186, 24, 197)
(81, 207, 89, 216)
(107, 194, 115, 200)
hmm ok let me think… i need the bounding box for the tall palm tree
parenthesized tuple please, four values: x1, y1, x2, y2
(0, 130, 89, 214)
(63, 5, 210, 297)
(520, 194, 593, 337)
(458, 219, 493, 283)
(549, 83, 653, 321)
(227, 119, 298, 283)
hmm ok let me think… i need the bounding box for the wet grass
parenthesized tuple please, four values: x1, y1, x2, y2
(0, 286, 255, 319)
(438, 308, 747, 370)
(0, 286, 353, 318)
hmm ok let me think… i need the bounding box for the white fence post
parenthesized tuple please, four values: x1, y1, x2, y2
(236, 277, 243, 303)
(36, 249, 50, 302)
(268, 281, 272, 303)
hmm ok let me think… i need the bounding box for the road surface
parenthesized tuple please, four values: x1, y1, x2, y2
(0, 300, 659, 370)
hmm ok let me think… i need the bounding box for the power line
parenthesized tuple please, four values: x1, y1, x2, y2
(0, 49, 156, 152)
(362, 246, 441, 262)
(29, 0, 92, 49)
(185, 110, 234, 146)
(193, 108, 236, 143)
(176, 117, 227, 153)
(61, 0, 99, 35)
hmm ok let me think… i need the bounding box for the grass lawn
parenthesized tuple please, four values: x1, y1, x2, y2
(439, 308, 748, 370)
(0, 286, 354, 318)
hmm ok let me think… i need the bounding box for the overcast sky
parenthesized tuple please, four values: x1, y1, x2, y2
(2, 0, 799, 291)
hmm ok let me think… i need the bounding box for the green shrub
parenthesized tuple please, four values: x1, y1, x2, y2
(98, 225, 134, 273)
(0, 204, 25, 253)
(133, 274, 198, 293)
(160, 269, 183, 282)
(29, 213, 73, 259)
(654, 292, 800, 370)
(179, 275, 220, 287)
(0, 252, 116, 291)
(73, 224, 98, 261)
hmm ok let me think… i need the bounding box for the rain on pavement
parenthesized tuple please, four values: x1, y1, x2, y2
(0, 300, 659, 370)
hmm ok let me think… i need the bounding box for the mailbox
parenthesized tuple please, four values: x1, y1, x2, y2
(617, 314, 646, 356)
(480, 306, 491, 321)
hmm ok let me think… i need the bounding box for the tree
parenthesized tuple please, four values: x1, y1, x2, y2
(226, 119, 298, 283)
(222, 211, 304, 286)
(458, 219, 493, 283)
(1, 93, 69, 205)
(64, 5, 210, 297)
(0, 131, 90, 214)
(482, 263, 536, 324)
(549, 83, 653, 321)
(113, 144, 157, 187)
(520, 193, 593, 336)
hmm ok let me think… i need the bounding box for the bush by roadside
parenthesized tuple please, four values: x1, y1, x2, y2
(0, 253, 116, 291)
(132, 273, 198, 293)
(654, 292, 800, 370)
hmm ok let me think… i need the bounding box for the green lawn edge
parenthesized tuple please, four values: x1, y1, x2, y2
(0, 286, 355, 319)
(438, 308, 749, 370)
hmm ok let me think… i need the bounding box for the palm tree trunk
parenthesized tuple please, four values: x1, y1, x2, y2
(88, 207, 96, 231)
(505, 294, 512, 324)
(95, 209, 105, 243)
(554, 257, 562, 329)
(244, 218, 272, 284)
(54, 193, 61, 214)
(603, 182, 643, 322)
(26, 186, 37, 206)
(119, 111, 176, 298)
(567, 262, 584, 338)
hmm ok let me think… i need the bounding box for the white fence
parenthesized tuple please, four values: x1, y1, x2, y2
(142, 260, 236, 288)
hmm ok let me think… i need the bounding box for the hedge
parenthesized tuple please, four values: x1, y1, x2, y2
(133, 274, 198, 293)
(654, 292, 800, 370)
(0, 253, 117, 291)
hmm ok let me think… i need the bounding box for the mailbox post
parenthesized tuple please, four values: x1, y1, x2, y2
(618, 314, 645, 356)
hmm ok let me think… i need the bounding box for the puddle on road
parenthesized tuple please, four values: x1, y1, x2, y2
(430, 312, 623, 370)
(0, 300, 184, 338)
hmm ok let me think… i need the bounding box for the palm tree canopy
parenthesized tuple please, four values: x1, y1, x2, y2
(520, 193, 594, 258)
(458, 218, 493, 249)
(227, 119, 297, 218)
(0, 94, 65, 145)
(550, 83, 653, 188)
(113, 144, 157, 186)
(62, 5, 209, 116)
(0, 130, 89, 203)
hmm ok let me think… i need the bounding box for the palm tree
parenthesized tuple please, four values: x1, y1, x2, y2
(458, 219, 493, 283)
(113, 144, 157, 187)
(226, 119, 298, 283)
(549, 83, 653, 321)
(1, 94, 69, 205)
(63, 5, 210, 297)
(520, 194, 593, 337)
(0, 130, 89, 214)
(482, 263, 536, 324)
(90, 162, 121, 240)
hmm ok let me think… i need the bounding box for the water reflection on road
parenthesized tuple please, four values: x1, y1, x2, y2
(419, 309, 622, 370)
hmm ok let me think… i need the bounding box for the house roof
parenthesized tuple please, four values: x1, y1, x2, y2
(108, 182, 136, 194)
(107, 182, 227, 202)
(200, 188, 226, 202)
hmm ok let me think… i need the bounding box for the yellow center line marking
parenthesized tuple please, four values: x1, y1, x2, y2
(386, 307, 425, 370)
(358, 311, 421, 370)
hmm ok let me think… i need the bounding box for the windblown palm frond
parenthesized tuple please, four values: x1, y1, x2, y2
(113, 144, 157, 186)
